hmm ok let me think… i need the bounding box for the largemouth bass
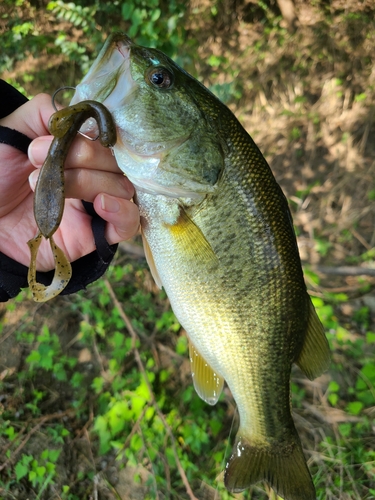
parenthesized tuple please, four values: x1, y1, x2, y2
(71, 33, 330, 499)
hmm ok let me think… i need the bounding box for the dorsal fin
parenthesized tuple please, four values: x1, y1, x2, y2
(296, 297, 331, 380)
(189, 340, 224, 405)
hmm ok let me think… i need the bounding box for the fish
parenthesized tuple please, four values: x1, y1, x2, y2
(71, 33, 330, 499)
(28, 101, 116, 302)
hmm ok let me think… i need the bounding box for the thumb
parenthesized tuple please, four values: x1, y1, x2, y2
(0, 93, 55, 140)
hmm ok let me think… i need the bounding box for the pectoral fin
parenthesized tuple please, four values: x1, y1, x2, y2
(167, 208, 218, 265)
(296, 297, 330, 380)
(141, 229, 162, 289)
(189, 340, 224, 405)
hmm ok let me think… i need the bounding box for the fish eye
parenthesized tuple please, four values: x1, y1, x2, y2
(147, 67, 174, 89)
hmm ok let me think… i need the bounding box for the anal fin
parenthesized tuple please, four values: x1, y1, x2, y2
(296, 296, 331, 380)
(189, 340, 224, 405)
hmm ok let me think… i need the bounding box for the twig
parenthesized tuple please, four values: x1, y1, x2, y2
(350, 228, 371, 250)
(84, 427, 96, 471)
(311, 265, 375, 277)
(0, 421, 29, 456)
(73, 412, 94, 442)
(0, 324, 19, 345)
(30, 409, 75, 423)
(0, 419, 46, 471)
(104, 278, 199, 500)
(93, 473, 99, 500)
(91, 328, 106, 375)
(302, 401, 361, 425)
(139, 422, 161, 500)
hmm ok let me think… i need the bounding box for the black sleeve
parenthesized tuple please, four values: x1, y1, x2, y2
(0, 80, 29, 118)
(0, 79, 118, 302)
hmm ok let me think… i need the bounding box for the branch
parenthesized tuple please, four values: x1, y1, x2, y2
(312, 265, 375, 277)
(276, 0, 298, 32)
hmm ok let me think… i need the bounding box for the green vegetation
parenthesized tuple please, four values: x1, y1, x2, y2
(1, 0, 375, 498)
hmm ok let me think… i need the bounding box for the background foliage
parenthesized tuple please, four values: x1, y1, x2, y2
(1, 0, 375, 498)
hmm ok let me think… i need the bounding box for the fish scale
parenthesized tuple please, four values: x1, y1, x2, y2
(71, 32, 330, 500)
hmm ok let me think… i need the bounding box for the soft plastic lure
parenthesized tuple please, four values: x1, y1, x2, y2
(28, 100, 116, 302)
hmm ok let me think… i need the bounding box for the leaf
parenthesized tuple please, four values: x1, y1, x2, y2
(355, 92, 367, 102)
(136, 376, 151, 401)
(121, 2, 134, 20)
(361, 363, 375, 382)
(131, 395, 147, 419)
(338, 422, 351, 437)
(29, 470, 37, 485)
(176, 335, 188, 355)
(26, 350, 41, 364)
(366, 331, 375, 344)
(346, 401, 363, 415)
(130, 433, 143, 452)
(108, 401, 131, 434)
(151, 8, 161, 22)
(328, 380, 340, 392)
(94, 416, 112, 454)
(131, 7, 144, 27)
(209, 418, 222, 437)
(48, 449, 61, 462)
(328, 393, 338, 406)
(4, 426, 16, 441)
(145, 406, 155, 421)
(15, 461, 29, 480)
(36, 465, 46, 477)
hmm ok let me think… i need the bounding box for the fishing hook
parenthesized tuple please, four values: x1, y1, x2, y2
(51, 86, 99, 141)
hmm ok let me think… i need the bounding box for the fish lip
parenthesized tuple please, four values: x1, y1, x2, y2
(115, 37, 132, 59)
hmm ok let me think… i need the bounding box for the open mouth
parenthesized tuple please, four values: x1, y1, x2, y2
(69, 34, 136, 138)
(71, 33, 134, 106)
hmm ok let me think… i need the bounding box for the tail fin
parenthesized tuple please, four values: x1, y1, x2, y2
(224, 435, 316, 500)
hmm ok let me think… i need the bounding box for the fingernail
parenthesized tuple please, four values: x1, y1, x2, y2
(101, 194, 120, 213)
(28, 170, 39, 191)
(28, 137, 52, 166)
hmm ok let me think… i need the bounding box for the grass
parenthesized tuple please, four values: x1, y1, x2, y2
(1, 253, 375, 499)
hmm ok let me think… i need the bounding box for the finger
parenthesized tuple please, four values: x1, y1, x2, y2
(29, 167, 134, 201)
(65, 135, 120, 172)
(93, 194, 140, 244)
(29, 133, 120, 173)
(28, 136, 53, 166)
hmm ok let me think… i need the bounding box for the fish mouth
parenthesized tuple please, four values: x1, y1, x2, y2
(70, 33, 137, 138)
(71, 33, 134, 106)
(71, 33, 135, 107)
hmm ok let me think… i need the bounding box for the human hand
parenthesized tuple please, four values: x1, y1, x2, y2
(0, 93, 139, 271)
